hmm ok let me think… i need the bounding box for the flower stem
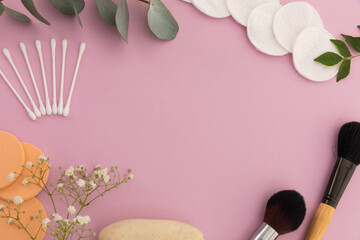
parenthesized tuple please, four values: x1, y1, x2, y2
(344, 53, 360, 60)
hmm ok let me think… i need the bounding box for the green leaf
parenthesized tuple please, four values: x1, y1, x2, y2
(314, 52, 343, 66)
(0, 2, 4, 16)
(21, 0, 50, 25)
(71, 0, 82, 27)
(4, 6, 31, 22)
(341, 34, 360, 52)
(50, 0, 84, 16)
(96, 0, 117, 26)
(330, 39, 351, 57)
(358, 25, 360, 30)
(337, 60, 351, 82)
(115, 0, 129, 42)
(147, 0, 179, 40)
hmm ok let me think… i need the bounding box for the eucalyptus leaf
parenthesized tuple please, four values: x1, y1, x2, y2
(71, 0, 83, 27)
(21, 0, 50, 25)
(358, 25, 360, 30)
(314, 52, 343, 66)
(115, 0, 129, 42)
(341, 34, 360, 52)
(0, 3, 4, 16)
(337, 60, 351, 82)
(330, 39, 351, 57)
(147, 0, 178, 40)
(96, 0, 117, 26)
(50, 0, 84, 16)
(4, 6, 31, 22)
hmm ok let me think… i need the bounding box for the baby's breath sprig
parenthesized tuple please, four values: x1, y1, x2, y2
(0, 156, 133, 240)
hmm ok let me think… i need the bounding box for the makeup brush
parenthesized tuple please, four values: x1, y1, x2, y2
(249, 190, 306, 240)
(305, 121, 360, 240)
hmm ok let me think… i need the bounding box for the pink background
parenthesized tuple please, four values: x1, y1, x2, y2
(1, 0, 360, 239)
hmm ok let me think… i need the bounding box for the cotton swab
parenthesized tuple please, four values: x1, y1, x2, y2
(57, 39, 67, 115)
(51, 39, 57, 114)
(63, 42, 85, 117)
(35, 40, 52, 115)
(3, 48, 41, 118)
(19, 42, 46, 115)
(0, 69, 36, 120)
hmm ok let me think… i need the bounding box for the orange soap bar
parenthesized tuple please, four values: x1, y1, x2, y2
(0, 197, 47, 240)
(0, 131, 25, 190)
(0, 142, 49, 201)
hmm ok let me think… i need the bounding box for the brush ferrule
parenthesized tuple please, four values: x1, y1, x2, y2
(322, 157, 356, 208)
(249, 223, 278, 240)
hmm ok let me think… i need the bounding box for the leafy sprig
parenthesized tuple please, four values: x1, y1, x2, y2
(0, 0, 178, 41)
(314, 26, 360, 82)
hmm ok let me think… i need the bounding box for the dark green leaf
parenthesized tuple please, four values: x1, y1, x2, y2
(4, 6, 31, 22)
(96, 0, 117, 26)
(358, 25, 360, 30)
(341, 34, 360, 52)
(50, 0, 84, 16)
(71, 0, 82, 27)
(314, 52, 343, 66)
(147, 0, 178, 40)
(337, 60, 351, 82)
(21, 0, 50, 25)
(115, 0, 129, 42)
(330, 39, 351, 57)
(0, 3, 4, 16)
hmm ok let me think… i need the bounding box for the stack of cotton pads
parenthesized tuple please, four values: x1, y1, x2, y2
(0, 131, 48, 240)
(184, 0, 341, 82)
(0, 39, 86, 120)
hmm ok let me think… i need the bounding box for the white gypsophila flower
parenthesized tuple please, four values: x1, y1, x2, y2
(0, 205, 4, 210)
(38, 155, 46, 163)
(57, 183, 64, 189)
(98, 168, 108, 176)
(94, 165, 101, 170)
(8, 218, 13, 224)
(67, 205, 76, 215)
(8, 172, 15, 182)
(89, 181, 96, 189)
(22, 179, 29, 186)
(52, 213, 63, 222)
(41, 218, 50, 227)
(83, 215, 91, 225)
(76, 165, 85, 172)
(48, 163, 52, 168)
(26, 161, 34, 169)
(103, 175, 110, 183)
(65, 166, 75, 177)
(93, 170, 99, 178)
(128, 174, 134, 180)
(13, 196, 23, 205)
(76, 179, 86, 188)
(63, 219, 70, 225)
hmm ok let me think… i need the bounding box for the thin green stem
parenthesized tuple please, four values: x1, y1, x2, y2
(344, 53, 360, 60)
(138, 0, 150, 4)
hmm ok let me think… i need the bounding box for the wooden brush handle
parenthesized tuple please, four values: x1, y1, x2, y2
(305, 203, 335, 240)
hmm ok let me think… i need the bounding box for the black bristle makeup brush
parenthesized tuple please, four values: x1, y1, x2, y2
(249, 190, 306, 240)
(305, 121, 360, 240)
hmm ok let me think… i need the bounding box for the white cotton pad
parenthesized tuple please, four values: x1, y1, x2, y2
(273, 2, 323, 52)
(226, 0, 279, 26)
(293, 26, 340, 82)
(247, 3, 288, 56)
(192, 0, 230, 18)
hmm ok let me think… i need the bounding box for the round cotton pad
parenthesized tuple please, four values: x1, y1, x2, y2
(0, 143, 49, 201)
(293, 27, 340, 82)
(247, 3, 287, 56)
(226, 0, 279, 26)
(0, 198, 47, 240)
(0, 131, 25, 190)
(273, 1, 323, 52)
(192, 0, 230, 18)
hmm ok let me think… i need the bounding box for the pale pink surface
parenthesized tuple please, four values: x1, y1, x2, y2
(0, 0, 360, 239)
